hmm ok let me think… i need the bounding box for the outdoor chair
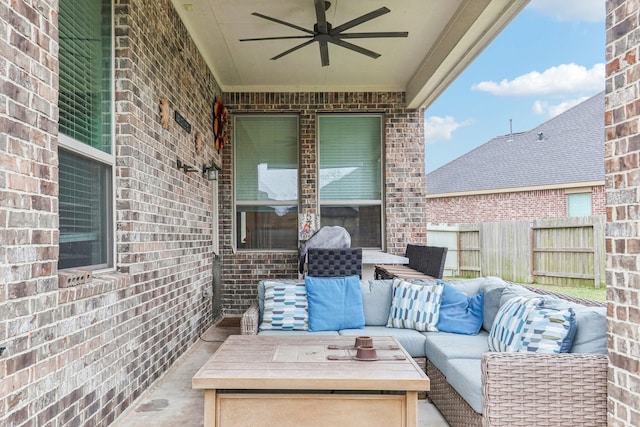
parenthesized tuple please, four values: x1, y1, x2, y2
(307, 248, 362, 278)
(374, 244, 447, 280)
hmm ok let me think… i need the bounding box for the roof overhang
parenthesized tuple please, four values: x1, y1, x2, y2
(171, 0, 529, 109)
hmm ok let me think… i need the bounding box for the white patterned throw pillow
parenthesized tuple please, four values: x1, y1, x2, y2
(488, 296, 543, 352)
(519, 306, 577, 353)
(387, 278, 444, 332)
(259, 281, 308, 331)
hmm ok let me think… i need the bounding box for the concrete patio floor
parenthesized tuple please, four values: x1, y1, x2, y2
(112, 318, 450, 427)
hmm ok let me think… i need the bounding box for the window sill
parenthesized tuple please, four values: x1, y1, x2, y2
(58, 270, 130, 303)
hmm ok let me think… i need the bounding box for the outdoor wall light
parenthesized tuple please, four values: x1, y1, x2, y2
(202, 163, 220, 181)
(176, 158, 198, 174)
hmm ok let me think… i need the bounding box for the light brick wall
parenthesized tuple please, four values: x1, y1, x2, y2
(426, 186, 606, 223)
(605, 0, 640, 425)
(1, 0, 221, 425)
(221, 92, 426, 315)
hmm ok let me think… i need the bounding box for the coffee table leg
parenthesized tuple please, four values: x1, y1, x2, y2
(204, 389, 216, 426)
(406, 391, 418, 427)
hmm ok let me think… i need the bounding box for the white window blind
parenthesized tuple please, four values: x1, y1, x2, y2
(319, 116, 382, 201)
(234, 115, 299, 250)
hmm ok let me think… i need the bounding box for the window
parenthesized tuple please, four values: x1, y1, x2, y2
(318, 115, 383, 248)
(567, 192, 592, 217)
(234, 115, 299, 250)
(58, 0, 113, 269)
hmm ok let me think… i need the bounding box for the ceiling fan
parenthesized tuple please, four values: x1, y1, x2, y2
(239, 0, 408, 67)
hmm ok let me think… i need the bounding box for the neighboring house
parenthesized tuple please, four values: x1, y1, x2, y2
(426, 92, 605, 224)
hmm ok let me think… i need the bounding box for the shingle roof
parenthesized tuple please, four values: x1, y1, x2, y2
(426, 91, 605, 195)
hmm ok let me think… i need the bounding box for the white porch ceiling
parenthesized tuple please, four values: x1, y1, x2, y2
(170, 0, 529, 109)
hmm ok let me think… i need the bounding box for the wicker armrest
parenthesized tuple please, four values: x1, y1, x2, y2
(240, 302, 259, 335)
(482, 352, 608, 427)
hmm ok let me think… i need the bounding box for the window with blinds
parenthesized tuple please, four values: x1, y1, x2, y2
(59, 0, 112, 153)
(318, 115, 383, 248)
(234, 115, 299, 250)
(58, 0, 113, 269)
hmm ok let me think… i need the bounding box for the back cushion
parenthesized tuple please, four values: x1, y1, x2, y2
(359, 279, 394, 326)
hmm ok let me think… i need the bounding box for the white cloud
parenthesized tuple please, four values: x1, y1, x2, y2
(528, 0, 604, 22)
(532, 96, 590, 118)
(424, 116, 474, 143)
(472, 63, 604, 96)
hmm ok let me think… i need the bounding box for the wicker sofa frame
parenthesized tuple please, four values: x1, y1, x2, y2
(240, 282, 608, 427)
(427, 284, 608, 427)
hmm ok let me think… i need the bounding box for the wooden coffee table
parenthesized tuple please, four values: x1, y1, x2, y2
(192, 335, 429, 427)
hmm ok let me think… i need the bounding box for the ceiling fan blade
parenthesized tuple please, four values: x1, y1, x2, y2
(251, 12, 314, 35)
(319, 40, 330, 66)
(331, 7, 390, 34)
(240, 35, 314, 42)
(270, 39, 315, 60)
(314, 0, 329, 34)
(329, 38, 380, 59)
(335, 32, 408, 39)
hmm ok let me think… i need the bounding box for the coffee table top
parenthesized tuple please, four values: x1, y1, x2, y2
(192, 335, 429, 392)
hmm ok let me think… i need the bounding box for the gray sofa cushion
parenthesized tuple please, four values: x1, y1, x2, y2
(423, 331, 489, 376)
(359, 279, 393, 326)
(482, 286, 507, 332)
(446, 358, 483, 413)
(541, 298, 607, 354)
(259, 329, 340, 336)
(499, 284, 541, 306)
(339, 326, 427, 358)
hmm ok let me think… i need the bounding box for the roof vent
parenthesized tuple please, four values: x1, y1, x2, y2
(538, 132, 544, 141)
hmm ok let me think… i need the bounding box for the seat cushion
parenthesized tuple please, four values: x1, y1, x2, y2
(446, 358, 483, 413)
(423, 331, 489, 376)
(339, 326, 427, 358)
(258, 330, 340, 336)
(360, 279, 393, 326)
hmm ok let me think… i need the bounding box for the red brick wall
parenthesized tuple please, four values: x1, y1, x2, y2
(221, 93, 426, 314)
(426, 186, 605, 224)
(1, 0, 221, 425)
(605, 1, 640, 425)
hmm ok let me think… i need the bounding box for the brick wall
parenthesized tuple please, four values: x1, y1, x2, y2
(0, 0, 221, 425)
(426, 186, 606, 224)
(605, 1, 640, 425)
(221, 92, 426, 315)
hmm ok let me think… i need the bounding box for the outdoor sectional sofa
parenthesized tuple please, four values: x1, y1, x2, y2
(241, 276, 608, 427)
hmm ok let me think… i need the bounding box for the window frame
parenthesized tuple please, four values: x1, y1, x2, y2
(566, 191, 593, 218)
(232, 114, 300, 252)
(57, 0, 115, 271)
(316, 113, 385, 250)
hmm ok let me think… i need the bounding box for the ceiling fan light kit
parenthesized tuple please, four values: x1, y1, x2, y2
(239, 0, 408, 67)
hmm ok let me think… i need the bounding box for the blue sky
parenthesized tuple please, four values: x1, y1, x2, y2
(424, 0, 605, 172)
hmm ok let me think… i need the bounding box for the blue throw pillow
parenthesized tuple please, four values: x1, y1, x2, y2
(305, 275, 365, 332)
(519, 305, 577, 353)
(437, 281, 484, 335)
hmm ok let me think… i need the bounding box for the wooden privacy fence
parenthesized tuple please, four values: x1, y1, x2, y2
(427, 216, 606, 288)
